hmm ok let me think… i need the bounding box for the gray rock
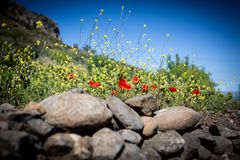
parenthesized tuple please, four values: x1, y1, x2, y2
(26, 119, 54, 136)
(141, 116, 157, 137)
(119, 129, 142, 144)
(197, 146, 211, 160)
(117, 143, 147, 160)
(0, 130, 39, 160)
(191, 129, 216, 148)
(125, 95, 158, 116)
(153, 106, 201, 131)
(40, 93, 112, 132)
(141, 147, 162, 160)
(142, 130, 185, 155)
(43, 133, 74, 157)
(181, 132, 200, 160)
(212, 136, 228, 155)
(106, 96, 143, 131)
(232, 139, 240, 153)
(92, 128, 124, 160)
(218, 125, 240, 138)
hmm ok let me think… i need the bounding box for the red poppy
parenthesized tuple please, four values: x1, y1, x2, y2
(142, 84, 149, 92)
(152, 84, 157, 89)
(169, 86, 177, 92)
(118, 79, 131, 90)
(67, 73, 75, 80)
(89, 81, 101, 88)
(192, 89, 200, 95)
(132, 76, 140, 83)
(112, 90, 118, 95)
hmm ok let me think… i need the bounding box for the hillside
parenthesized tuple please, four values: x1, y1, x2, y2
(0, 0, 61, 47)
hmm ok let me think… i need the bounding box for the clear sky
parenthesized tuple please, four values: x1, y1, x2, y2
(16, 0, 240, 92)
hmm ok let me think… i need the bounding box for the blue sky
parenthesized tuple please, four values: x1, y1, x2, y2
(16, 0, 240, 92)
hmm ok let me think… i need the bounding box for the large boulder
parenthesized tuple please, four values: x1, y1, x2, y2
(141, 147, 162, 160)
(153, 106, 201, 131)
(142, 130, 185, 155)
(106, 96, 143, 131)
(141, 116, 157, 137)
(125, 95, 158, 116)
(39, 93, 113, 132)
(92, 128, 124, 160)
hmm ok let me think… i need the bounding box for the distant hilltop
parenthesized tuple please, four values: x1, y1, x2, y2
(0, 0, 61, 46)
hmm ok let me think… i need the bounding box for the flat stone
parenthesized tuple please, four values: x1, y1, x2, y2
(141, 116, 157, 137)
(0, 121, 8, 130)
(40, 93, 113, 132)
(153, 106, 201, 131)
(106, 96, 143, 131)
(125, 95, 158, 116)
(142, 130, 185, 155)
(92, 128, 124, 160)
(119, 129, 142, 144)
(0, 103, 17, 113)
(117, 142, 147, 160)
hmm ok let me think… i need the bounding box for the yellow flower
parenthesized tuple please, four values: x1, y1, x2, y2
(36, 20, 43, 28)
(1, 23, 7, 28)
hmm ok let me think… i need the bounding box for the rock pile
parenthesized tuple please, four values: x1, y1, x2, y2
(1, 91, 240, 160)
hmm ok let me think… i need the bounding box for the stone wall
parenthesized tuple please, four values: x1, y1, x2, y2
(0, 89, 240, 160)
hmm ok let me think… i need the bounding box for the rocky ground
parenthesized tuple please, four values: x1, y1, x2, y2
(0, 89, 240, 160)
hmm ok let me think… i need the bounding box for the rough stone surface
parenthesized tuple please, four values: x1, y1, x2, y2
(209, 153, 229, 160)
(0, 130, 39, 160)
(197, 145, 212, 160)
(92, 128, 124, 160)
(26, 119, 54, 136)
(106, 96, 143, 131)
(125, 95, 158, 116)
(141, 147, 162, 160)
(119, 129, 142, 144)
(141, 116, 157, 137)
(117, 142, 147, 160)
(180, 132, 200, 160)
(40, 93, 113, 132)
(142, 130, 185, 155)
(153, 106, 201, 131)
(212, 136, 228, 155)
